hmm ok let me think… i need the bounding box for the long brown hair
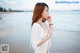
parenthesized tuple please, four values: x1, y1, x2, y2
(31, 3, 49, 26)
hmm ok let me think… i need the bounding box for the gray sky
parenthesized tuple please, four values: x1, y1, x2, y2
(0, 0, 80, 10)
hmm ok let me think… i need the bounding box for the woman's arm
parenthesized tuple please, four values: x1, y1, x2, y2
(47, 16, 54, 32)
(37, 29, 52, 47)
(49, 22, 54, 32)
(37, 16, 53, 47)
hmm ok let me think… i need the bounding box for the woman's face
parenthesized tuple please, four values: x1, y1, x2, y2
(42, 6, 49, 20)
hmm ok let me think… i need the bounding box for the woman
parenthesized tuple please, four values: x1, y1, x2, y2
(31, 3, 54, 53)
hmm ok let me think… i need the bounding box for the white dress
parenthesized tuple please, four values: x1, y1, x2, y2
(30, 23, 51, 53)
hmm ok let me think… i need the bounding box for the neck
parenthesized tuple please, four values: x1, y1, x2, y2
(37, 17, 43, 24)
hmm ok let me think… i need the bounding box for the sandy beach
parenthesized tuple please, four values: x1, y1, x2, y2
(0, 12, 80, 53)
(50, 29, 80, 53)
(0, 28, 80, 53)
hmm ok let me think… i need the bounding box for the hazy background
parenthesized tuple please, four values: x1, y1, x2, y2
(0, 0, 80, 10)
(0, 0, 80, 53)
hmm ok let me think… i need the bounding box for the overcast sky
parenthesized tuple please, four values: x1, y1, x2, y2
(0, 0, 80, 10)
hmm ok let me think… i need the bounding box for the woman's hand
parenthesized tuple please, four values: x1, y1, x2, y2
(47, 16, 52, 24)
(47, 16, 54, 31)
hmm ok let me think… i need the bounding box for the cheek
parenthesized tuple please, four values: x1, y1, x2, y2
(42, 12, 48, 18)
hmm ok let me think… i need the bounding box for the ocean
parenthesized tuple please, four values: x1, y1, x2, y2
(0, 11, 80, 53)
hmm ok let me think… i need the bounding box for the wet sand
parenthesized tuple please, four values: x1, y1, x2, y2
(0, 27, 80, 53)
(0, 12, 80, 53)
(50, 29, 80, 53)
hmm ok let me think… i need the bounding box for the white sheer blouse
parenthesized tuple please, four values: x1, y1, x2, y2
(30, 23, 51, 53)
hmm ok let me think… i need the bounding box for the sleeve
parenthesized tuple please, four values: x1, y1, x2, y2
(31, 24, 42, 49)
